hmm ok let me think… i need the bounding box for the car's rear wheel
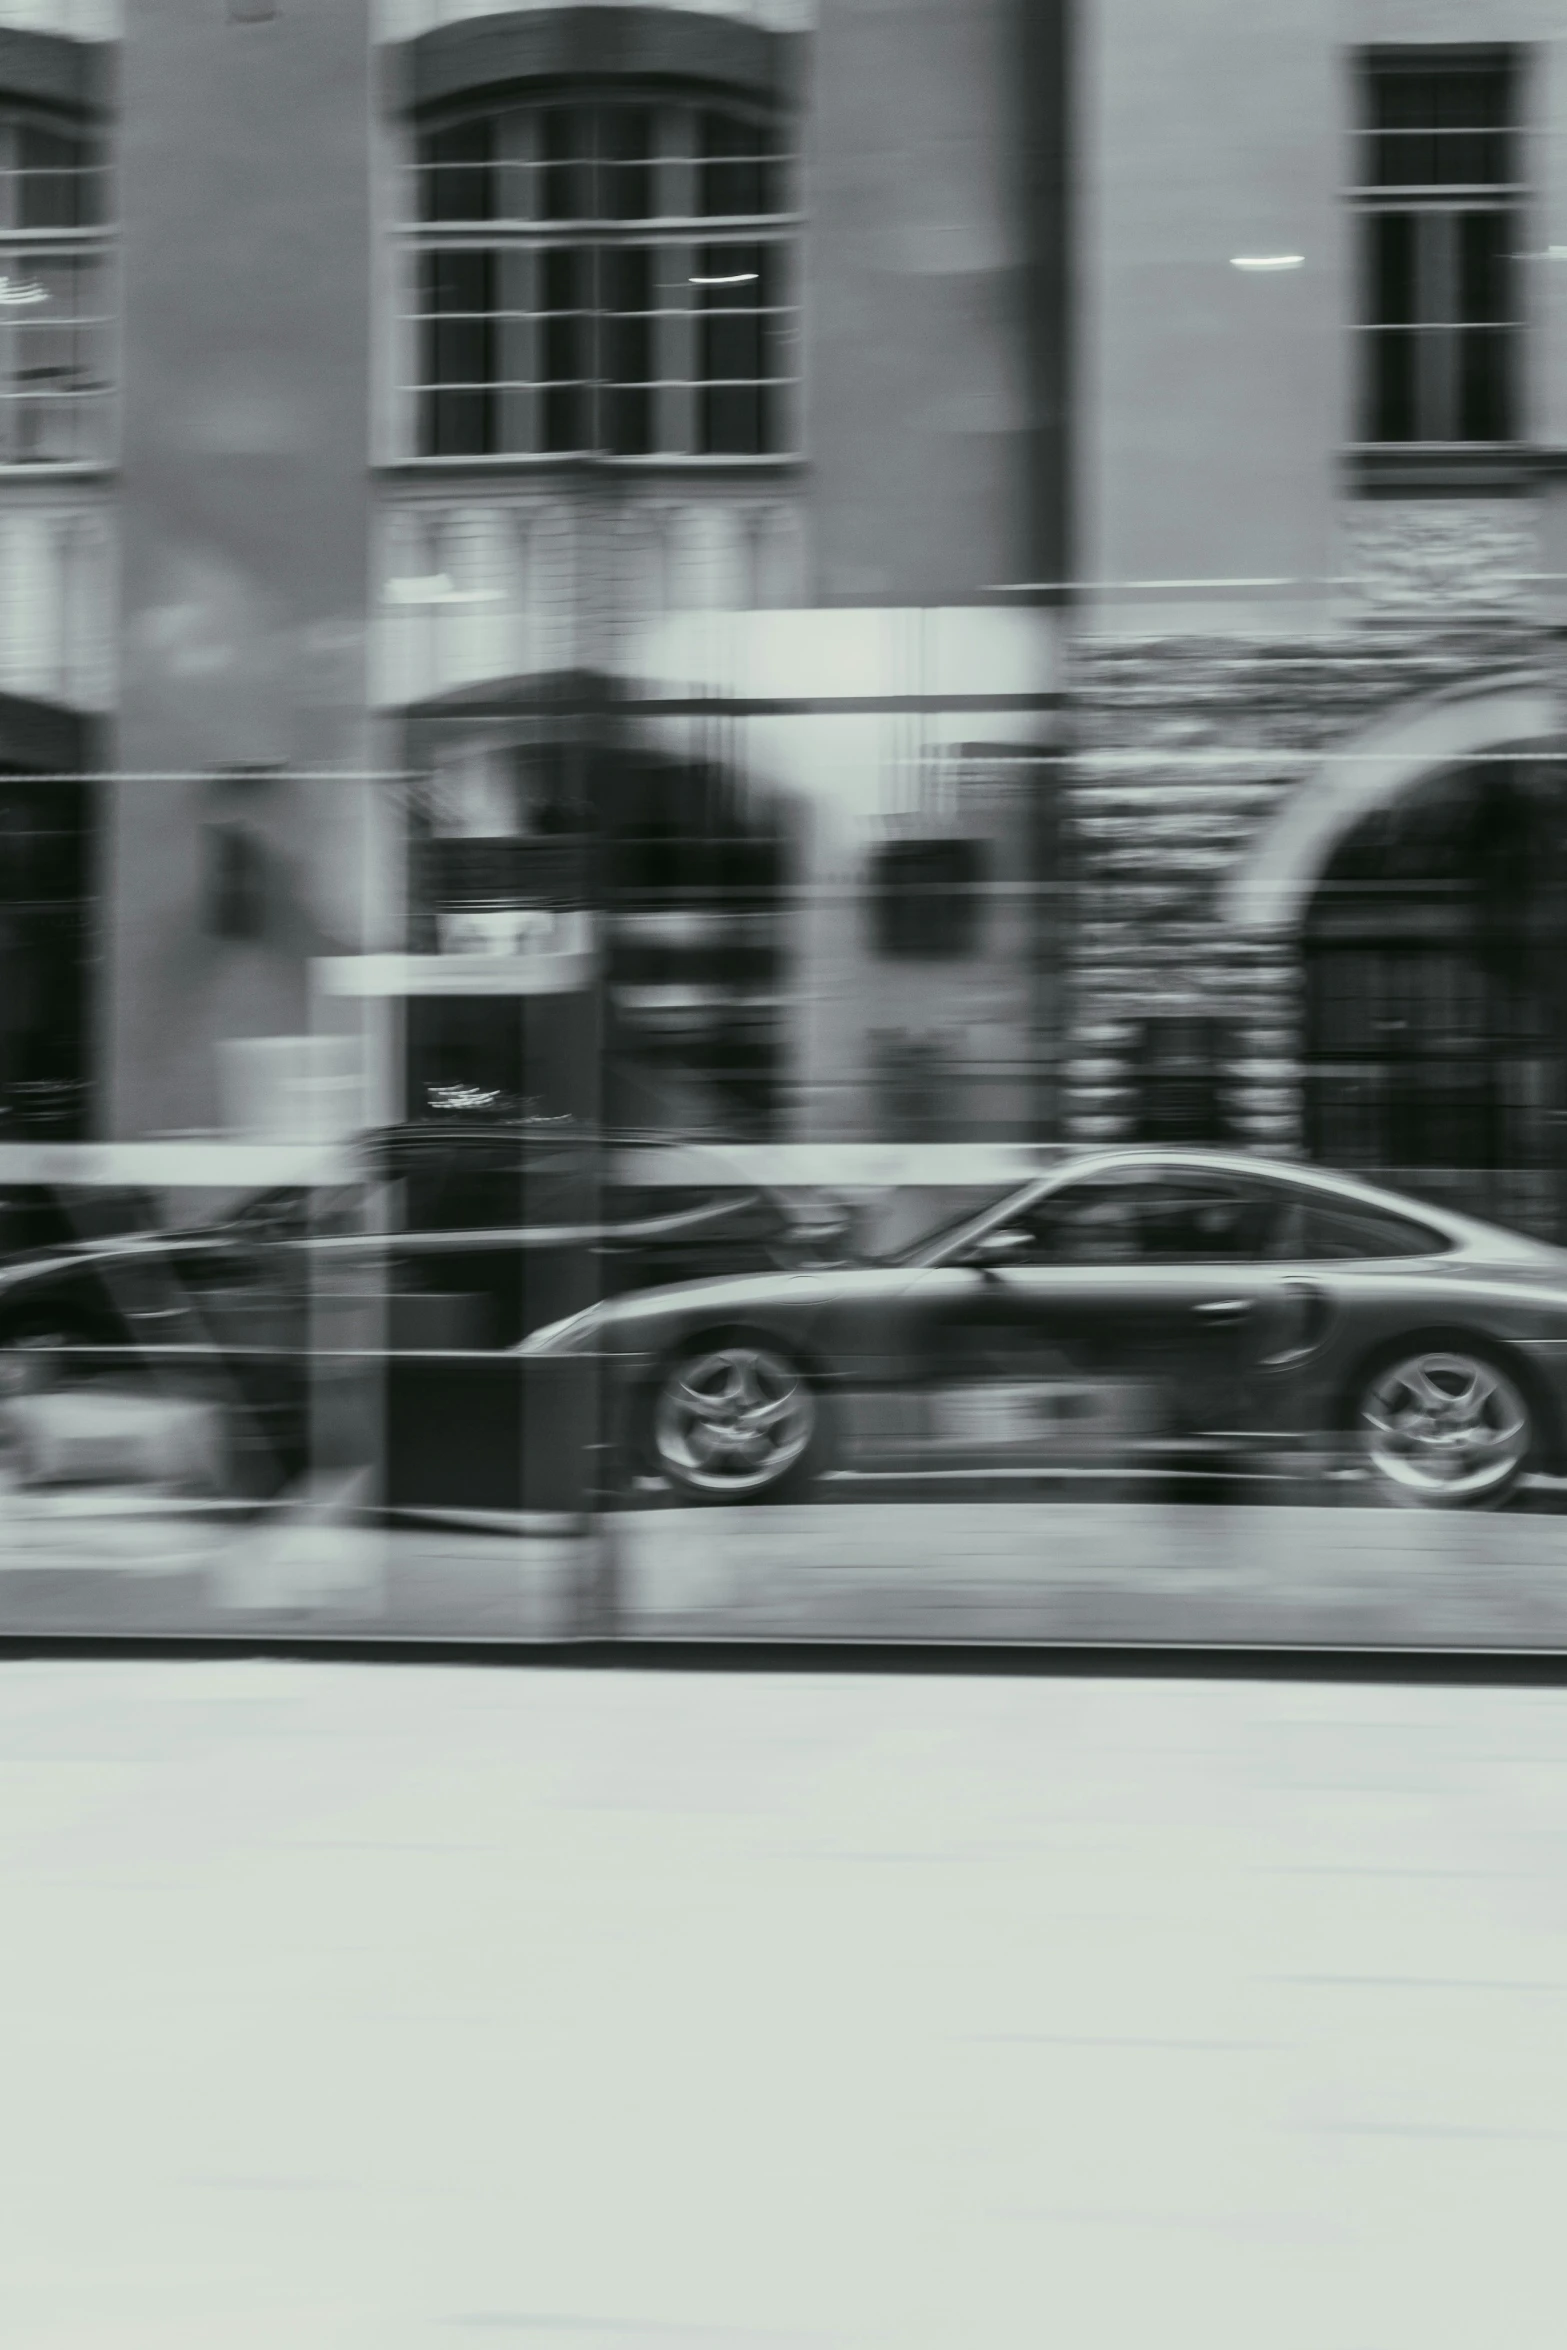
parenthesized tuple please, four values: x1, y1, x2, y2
(650, 1339, 824, 1502)
(1355, 1345, 1533, 1508)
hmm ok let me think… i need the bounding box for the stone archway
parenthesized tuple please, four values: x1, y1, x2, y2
(1301, 750, 1567, 1237)
(1225, 682, 1567, 1232)
(1222, 681, 1559, 941)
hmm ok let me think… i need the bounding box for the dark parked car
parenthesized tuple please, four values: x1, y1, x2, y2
(0, 1130, 855, 1503)
(520, 1147, 1567, 1509)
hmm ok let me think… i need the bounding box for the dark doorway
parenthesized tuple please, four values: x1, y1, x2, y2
(1303, 753, 1567, 1239)
(0, 773, 94, 1139)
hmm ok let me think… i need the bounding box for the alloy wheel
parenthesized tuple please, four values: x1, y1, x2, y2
(1357, 1349, 1531, 1505)
(652, 1343, 817, 1497)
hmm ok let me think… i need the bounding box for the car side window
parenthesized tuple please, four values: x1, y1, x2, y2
(1271, 1195, 1448, 1261)
(1021, 1177, 1143, 1263)
(1020, 1174, 1280, 1265)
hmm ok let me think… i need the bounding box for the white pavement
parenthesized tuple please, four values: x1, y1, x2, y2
(1, 1661, 1566, 2350)
(614, 1498, 1567, 1649)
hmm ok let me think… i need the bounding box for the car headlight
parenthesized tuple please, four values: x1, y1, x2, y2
(516, 1303, 610, 1358)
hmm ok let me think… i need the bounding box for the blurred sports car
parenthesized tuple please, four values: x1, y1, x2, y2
(0, 1130, 855, 1503)
(520, 1147, 1567, 1509)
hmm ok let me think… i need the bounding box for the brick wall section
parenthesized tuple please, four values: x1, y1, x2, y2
(1063, 621, 1560, 1156)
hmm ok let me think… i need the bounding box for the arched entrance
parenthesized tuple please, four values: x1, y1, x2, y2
(1302, 752, 1567, 1238)
(403, 673, 795, 1139)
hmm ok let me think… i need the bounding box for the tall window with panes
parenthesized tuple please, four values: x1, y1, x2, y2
(0, 108, 111, 465)
(403, 92, 798, 460)
(1354, 48, 1521, 447)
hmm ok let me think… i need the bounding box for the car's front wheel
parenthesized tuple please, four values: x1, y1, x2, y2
(1355, 1345, 1534, 1508)
(650, 1339, 824, 1502)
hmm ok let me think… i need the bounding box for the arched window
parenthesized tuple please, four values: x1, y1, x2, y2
(403, 91, 798, 461)
(0, 106, 111, 465)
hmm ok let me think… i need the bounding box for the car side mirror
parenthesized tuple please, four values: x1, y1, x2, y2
(969, 1226, 1033, 1273)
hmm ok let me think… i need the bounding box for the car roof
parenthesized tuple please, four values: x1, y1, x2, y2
(1010, 1147, 1557, 1260)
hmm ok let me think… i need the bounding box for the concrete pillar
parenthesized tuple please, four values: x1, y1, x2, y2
(107, 0, 374, 1137)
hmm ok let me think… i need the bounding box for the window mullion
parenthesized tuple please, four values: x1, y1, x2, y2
(1422, 206, 1456, 441)
(664, 103, 698, 455)
(662, 237, 693, 456)
(496, 242, 532, 455)
(587, 235, 603, 457)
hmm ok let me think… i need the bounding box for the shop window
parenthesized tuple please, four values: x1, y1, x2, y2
(867, 837, 987, 960)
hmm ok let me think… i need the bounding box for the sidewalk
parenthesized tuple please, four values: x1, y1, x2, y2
(2, 1488, 1564, 1649)
(0, 1487, 585, 1638)
(1, 1659, 1564, 2350)
(614, 1499, 1567, 1649)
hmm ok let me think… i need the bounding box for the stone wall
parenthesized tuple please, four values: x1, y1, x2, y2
(1064, 618, 1561, 1156)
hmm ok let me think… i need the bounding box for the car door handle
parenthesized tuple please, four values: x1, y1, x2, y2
(1259, 1277, 1333, 1369)
(1195, 1297, 1253, 1322)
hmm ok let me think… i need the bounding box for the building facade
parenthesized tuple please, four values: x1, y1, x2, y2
(2, 0, 1565, 1218)
(362, 0, 1069, 1144)
(1069, 2, 1567, 1236)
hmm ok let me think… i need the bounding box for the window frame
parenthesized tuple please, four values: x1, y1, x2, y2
(0, 102, 115, 473)
(1348, 46, 1525, 454)
(396, 86, 802, 467)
